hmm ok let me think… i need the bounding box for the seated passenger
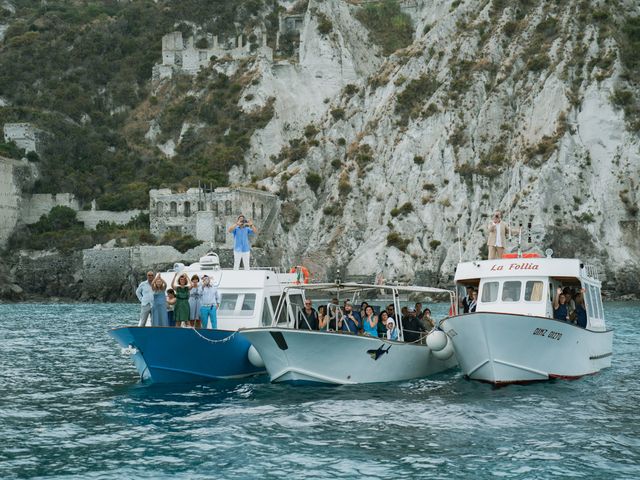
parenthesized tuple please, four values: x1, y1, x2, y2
(362, 305, 378, 336)
(419, 308, 435, 331)
(339, 301, 361, 334)
(317, 305, 328, 331)
(460, 286, 474, 313)
(574, 288, 587, 328)
(402, 307, 423, 343)
(386, 317, 399, 341)
(468, 290, 478, 312)
(359, 301, 369, 317)
(326, 297, 340, 330)
(386, 303, 396, 319)
(298, 299, 318, 330)
(377, 311, 389, 338)
(563, 287, 576, 322)
(553, 288, 569, 321)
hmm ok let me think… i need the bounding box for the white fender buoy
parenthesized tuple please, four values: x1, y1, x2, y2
(426, 330, 448, 352)
(248, 345, 265, 368)
(432, 338, 454, 360)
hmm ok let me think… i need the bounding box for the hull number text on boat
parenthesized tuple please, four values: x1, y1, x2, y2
(533, 328, 562, 340)
(491, 262, 540, 271)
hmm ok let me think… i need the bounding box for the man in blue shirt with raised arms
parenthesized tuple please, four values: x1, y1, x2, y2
(227, 214, 257, 270)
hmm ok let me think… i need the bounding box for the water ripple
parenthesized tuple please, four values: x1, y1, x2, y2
(0, 302, 639, 479)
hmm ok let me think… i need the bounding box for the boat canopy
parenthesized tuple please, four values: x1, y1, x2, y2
(282, 282, 453, 296)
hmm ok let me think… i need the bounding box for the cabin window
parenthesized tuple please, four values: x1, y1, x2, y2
(596, 289, 604, 320)
(270, 295, 288, 324)
(240, 294, 256, 315)
(288, 294, 304, 316)
(261, 298, 273, 326)
(219, 293, 256, 316)
(588, 284, 601, 318)
(502, 281, 521, 302)
(219, 294, 239, 313)
(481, 281, 499, 303)
(524, 281, 544, 302)
(585, 285, 595, 318)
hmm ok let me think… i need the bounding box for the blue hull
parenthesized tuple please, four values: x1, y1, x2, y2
(109, 327, 266, 383)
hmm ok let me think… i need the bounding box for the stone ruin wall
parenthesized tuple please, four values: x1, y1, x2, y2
(153, 30, 273, 82)
(0, 156, 37, 247)
(150, 187, 279, 248)
(3, 123, 43, 154)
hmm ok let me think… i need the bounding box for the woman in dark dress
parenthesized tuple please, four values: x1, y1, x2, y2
(172, 273, 191, 327)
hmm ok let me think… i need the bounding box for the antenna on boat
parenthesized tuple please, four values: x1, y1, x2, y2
(517, 221, 523, 258)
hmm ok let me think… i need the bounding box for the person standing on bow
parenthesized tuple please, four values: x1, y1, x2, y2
(487, 210, 516, 260)
(135, 271, 155, 327)
(171, 273, 191, 327)
(151, 274, 169, 327)
(228, 214, 257, 270)
(199, 275, 221, 329)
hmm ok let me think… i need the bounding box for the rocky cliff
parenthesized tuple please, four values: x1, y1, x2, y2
(1, 0, 639, 298)
(235, 0, 640, 295)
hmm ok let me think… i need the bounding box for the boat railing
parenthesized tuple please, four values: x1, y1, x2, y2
(583, 264, 600, 280)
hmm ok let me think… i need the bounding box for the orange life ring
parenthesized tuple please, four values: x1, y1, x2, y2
(289, 265, 310, 284)
(502, 252, 542, 259)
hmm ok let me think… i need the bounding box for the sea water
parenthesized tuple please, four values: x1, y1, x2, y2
(0, 303, 638, 479)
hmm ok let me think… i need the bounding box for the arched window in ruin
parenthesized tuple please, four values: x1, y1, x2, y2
(252, 202, 256, 220)
(184, 201, 191, 217)
(211, 201, 218, 215)
(261, 204, 264, 219)
(225, 200, 232, 215)
(198, 201, 205, 211)
(156, 201, 164, 216)
(170, 201, 177, 217)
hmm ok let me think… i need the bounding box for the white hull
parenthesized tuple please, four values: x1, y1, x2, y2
(440, 313, 613, 384)
(240, 328, 458, 385)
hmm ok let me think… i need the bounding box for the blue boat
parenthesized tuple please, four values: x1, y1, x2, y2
(110, 326, 263, 382)
(110, 252, 304, 383)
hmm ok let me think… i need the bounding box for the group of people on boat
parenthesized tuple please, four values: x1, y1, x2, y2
(136, 271, 222, 329)
(296, 299, 436, 343)
(553, 286, 588, 328)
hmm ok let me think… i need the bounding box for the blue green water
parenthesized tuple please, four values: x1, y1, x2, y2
(0, 303, 638, 479)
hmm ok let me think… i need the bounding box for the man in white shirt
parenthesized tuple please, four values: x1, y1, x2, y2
(199, 275, 221, 329)
(135, 271, 155, 327)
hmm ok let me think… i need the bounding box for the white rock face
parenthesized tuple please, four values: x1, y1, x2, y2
(232, 0, 640, 291)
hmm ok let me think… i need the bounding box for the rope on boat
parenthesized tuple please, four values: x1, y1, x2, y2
(190, 327, 238, 344)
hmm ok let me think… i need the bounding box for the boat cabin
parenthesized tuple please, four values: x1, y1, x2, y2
(158, 252, 302, 330)
(454, 256, 605, 331)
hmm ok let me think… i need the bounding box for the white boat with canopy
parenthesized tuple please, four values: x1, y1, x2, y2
(433, 252, 613, 385)
(240, 282, 458, 385)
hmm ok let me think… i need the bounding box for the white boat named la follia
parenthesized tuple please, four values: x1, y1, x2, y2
(240, 283, 458, 385)
(434, 253, 613, 385)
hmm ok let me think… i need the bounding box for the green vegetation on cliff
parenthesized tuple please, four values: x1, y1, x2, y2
(355, 0, 413, 55)
(0, 0, 275, 209)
